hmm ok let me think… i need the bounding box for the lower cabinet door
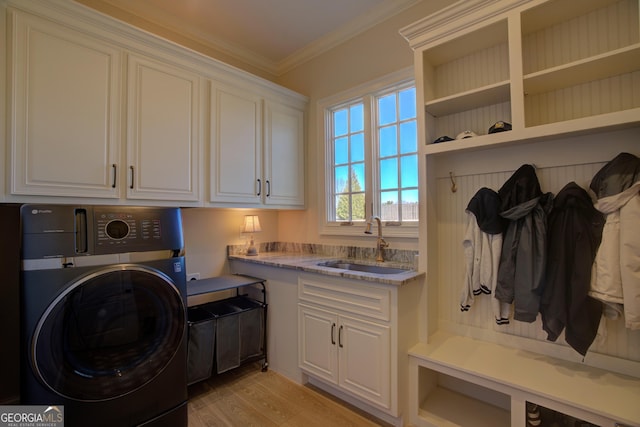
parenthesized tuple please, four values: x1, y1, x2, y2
(338, 315, 391, 409)
(298, 304, 338, 384)
(299, 304, 392, 410)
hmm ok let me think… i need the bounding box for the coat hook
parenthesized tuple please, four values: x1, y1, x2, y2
(449, 171, 457, 193)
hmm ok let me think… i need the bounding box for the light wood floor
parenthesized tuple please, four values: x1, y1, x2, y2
(187, 363, 391, 427)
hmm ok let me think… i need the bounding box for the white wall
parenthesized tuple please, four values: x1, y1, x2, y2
(275, 0, 455, 250)
(181, 208, 279, 279)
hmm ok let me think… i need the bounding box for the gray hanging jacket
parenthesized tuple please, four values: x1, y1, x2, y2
(495, 164, 553, 323)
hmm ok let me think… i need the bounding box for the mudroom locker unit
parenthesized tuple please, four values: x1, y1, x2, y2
(400, 0, 640, 425)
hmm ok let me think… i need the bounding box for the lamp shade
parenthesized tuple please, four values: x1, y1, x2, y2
(242, 215, 262, 233)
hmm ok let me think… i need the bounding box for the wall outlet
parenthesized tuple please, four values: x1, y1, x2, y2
(187, 273, 200, 281)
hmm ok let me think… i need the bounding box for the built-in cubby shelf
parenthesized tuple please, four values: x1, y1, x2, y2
(405, 0, 640, 154)
(409, 333, 640, 427)
(426, 81, 511, 117)
(523, 44, 640, 95)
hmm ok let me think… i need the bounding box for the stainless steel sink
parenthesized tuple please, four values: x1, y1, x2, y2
(317, 261, 410, 275)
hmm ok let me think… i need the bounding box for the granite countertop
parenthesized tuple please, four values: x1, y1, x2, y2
(228, 250, 424, 286)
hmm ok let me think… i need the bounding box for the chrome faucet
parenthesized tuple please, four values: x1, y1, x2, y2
(364, 216, 389, 262)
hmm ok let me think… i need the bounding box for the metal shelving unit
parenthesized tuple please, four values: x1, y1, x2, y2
(186, 274, 268, 384)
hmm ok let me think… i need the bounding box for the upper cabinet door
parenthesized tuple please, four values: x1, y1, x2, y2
(209, 83, 262, 204)
(126, 54, 201, 202)
(263, 100, 305, 207)
(9, 10, 121, 198)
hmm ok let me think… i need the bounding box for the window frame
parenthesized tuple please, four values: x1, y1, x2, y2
(318, 68, 418, 238)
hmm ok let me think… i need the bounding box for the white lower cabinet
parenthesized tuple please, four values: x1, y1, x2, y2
(298, 304, 391, 409)
(297, 273, 421, 426)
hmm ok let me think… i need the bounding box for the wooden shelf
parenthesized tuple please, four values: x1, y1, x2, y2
(424, 108, 640, 155)
(425, 81, 510, 117)
(418, 386, 510, 427)
(186, 274, 265, 297)
(523, 44, 640, 95)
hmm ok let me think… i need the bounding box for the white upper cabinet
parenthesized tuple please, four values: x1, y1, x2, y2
(3, 0, 306, 206)
(263, 100, 305, 207)
(209, 83, 306, 208)
(8, 9, 121, 198)
(126, 54, 202, 202)
(209, 82, 263, 205)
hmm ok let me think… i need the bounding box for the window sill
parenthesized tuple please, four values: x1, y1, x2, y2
(320, 223, 418, 238)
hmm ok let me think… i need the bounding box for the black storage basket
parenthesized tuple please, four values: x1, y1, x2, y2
(202, 296, 265, 374)
(186, 306, 216, 385)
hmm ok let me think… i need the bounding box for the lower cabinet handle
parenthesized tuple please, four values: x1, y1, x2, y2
(129, 166, 134, 189)
(338, 325, 343, 348)
(266, 180, 271, 197)
(331, 323, 336, 345)
(111, 164, 117, 188)
(257, 178, 261, 196)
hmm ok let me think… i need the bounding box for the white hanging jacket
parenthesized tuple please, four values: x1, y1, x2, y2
(589, 180, 640, 330)
(460, 188, 510, 324)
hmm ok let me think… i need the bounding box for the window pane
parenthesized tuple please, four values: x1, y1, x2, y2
(401, 190, 419, 221)
(350, 104, 364, 132)
(399, 121, 417, 154)
(380, 191, 398, 221)
(378, 94, 396, 125)
(351, 133, 364, 163)
(335, 195, 350, 220)
(401, 155, 418, 187)
(335, 166, 348, 193)
(379, 125, 397, 157)
(399, 88, 416, 120)
(335, 137, 348, 164)
(402, 189, 419, 204)
(334, 109, 348, 136)
(380, 158, 398, 190)
(352, 163, 366, 192)
(352, 193, 365, 220)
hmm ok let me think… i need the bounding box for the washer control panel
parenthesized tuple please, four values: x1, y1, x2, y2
(93, 207, 178, 253)
(21, 205, 184, 259)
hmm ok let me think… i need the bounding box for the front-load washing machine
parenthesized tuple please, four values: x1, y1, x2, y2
(16, 204, 188, 427)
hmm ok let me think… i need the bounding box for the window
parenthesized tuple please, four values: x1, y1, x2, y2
(321, 72, 418, 237)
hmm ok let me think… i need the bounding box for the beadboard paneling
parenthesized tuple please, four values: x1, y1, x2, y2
(525, 70, 640, 126)
(435, 162, 640, 362)
(433, 43, 510, 99)
(522, 0, 639, 74)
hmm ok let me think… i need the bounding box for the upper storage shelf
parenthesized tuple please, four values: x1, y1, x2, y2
(422, 19, 510, 117)
(401, 0, 640, 155)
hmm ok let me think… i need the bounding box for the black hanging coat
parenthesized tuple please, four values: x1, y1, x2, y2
(540, 182, 605, 356)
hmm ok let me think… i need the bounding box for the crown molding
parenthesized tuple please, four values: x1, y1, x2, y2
(399, 0, 531, 49)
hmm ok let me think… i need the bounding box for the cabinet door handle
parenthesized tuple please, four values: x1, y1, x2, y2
(266, 180, 271, 197)
(338, 325, 343, 348)
(129, 166, 134, 189)
(257, 178, 261, 196)
(111, 164, 117, 188)
(331, 323, 336, 345)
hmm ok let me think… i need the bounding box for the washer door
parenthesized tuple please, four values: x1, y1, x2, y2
(32, 264, 186, 401)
